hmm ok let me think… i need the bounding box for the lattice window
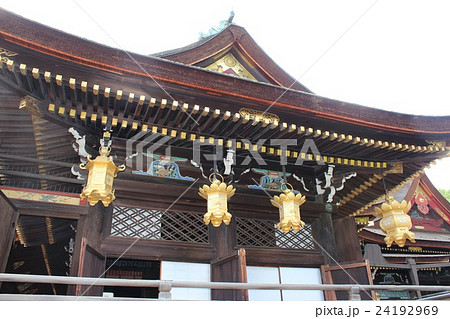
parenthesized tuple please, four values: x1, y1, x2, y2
(112, 206, 208, 243)
(236, 217, 315, 250)
(161, 212, 209, 243)
(112, 207, 161, 239)
(275, 224, 315, 250)
(236, 218, 276, 247)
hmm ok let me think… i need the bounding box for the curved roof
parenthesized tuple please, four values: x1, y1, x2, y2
(152, 24, 313, 92)
(1, 8, 450, 138)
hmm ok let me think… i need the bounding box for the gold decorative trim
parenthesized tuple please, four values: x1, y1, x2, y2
(45, 217, 55, 245)
(0, 47, 18, 63)
(123, 123, 389, 168)
(205, 52, 257, 81)
(41, 244, 57, 295)
(41, 245, 51, 276)
(385, 162, 403, 174)
(0, 187, 82, 206)
(239, 108, 280, 124)
(433, 206, 450, 222)
(414, 184, 430, 202)
(355, 216, 370, 225)
(19, 95, 43, 117)
(426, 140, 446, 148)
(15, 219, 26, 245)
(350, 167, 428, 216)
(48, 101, 390, 168)
(383, 246, 447, 254)
(340, 173, 384, 205)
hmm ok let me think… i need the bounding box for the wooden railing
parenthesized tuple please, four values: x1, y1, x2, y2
(0, 273, 449, 301)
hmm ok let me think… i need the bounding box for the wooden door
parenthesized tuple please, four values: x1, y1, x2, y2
(211, 248, 248, 300)
(321, 260, 376, 300)
(0, 191, 18, 275)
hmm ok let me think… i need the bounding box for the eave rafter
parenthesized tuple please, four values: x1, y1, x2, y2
(338, 161, 438, 217)
(2, 59, 448, 169)
(2, 58, 449, 218)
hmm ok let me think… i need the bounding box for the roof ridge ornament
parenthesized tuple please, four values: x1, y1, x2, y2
(199, 11, 235, 40)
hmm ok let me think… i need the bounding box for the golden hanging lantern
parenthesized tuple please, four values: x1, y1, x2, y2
(80, 132, 125, 207)
(271, 183, 306, 233)
(198, 174, 235, 227)
(373, 196, 415, 247)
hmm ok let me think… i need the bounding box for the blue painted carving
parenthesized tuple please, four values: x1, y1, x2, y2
(132, 155, 194, 181)
(248, 169, 291, 192)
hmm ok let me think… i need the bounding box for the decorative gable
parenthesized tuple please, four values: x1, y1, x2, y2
(412, 184, 450, 227)
(204, 52, 257, 81)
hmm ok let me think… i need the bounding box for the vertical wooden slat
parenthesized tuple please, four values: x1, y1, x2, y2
(0, 191, 18, 280)
(74, 237, 106, 296)
(210, 248, 248, 301)
(68, 203, 109, 296)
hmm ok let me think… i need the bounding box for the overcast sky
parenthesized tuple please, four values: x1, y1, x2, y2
(1, 0, 449, 190)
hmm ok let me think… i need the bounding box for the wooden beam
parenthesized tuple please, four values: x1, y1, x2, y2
(101, 236, 215, 263)
(0, 153, 74, 168)
(244, 247, 324, 267)
(15, 199, 87, 219)
(0, 169, 83, 184)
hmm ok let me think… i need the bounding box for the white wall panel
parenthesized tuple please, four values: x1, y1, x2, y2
(247, 266, 282, 301)
(160, 261, 210, 300)
(280, 267, 324, 301)
(247, 266, 324, 301)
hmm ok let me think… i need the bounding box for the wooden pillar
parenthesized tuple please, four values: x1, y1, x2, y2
(333, 216, 363, 262)
(68, 203, 110, 296)
(0, 191, 18, 290)
(209, 216, 237, 258)
(209, 216, 248, 301)
(314, 211, 338, 264)
(407, 258, 422, 299)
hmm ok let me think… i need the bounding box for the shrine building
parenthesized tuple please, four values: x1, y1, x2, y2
(0, 9, 449, 300)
